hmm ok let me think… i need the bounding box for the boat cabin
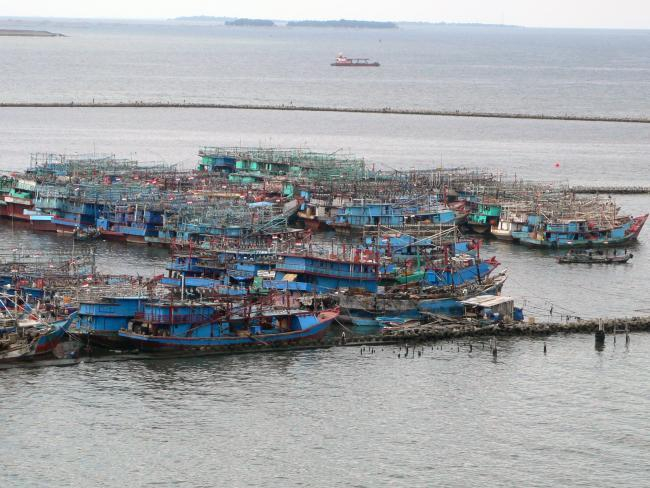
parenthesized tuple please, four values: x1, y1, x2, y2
(461, 295, 522, 323)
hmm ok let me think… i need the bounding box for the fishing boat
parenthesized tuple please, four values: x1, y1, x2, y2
(337, 271, 507, 327)
(332, 202, 404, 235)
(262, 249, 380, 294)
(68, 296, 150, 349)
(490, 205, 529, 241)
(333, 200, 456, 236)
(467, 203, 501, 234)
(558, 249, 633, 264)
(117, 302, 339, 352)
(516, 214, 648, 248)
(297, 202, 334, 232)
(0, 314, 74, 363)
(331, 54, 380, 67)
(379, 296, 524, 334)
(98, 227, 127, 242)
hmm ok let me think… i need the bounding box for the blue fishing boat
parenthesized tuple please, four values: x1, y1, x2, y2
(0, 313, 75, 363)
(263, 251, 380, 293)
(117, 303, 339, 352)
(467, 203, 501, 234)
(337, 271, 506, 327)
(332, 200, 457, 235)
(68, 296, 149, 349)
(367, 232, 477, 260)
(515, 214, 647, 248)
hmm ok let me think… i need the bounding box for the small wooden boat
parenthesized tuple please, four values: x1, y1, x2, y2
(558, 249, 633, 264)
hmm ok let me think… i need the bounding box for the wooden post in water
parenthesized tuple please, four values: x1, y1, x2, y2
(595, 319, 606, 348)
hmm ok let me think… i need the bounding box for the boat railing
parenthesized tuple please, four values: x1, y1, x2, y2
(276, 262, 378, 279)
(135, 311, 223, 325)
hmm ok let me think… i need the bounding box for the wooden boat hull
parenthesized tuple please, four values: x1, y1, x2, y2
(490, 227, 515, 240)
(67, 329, 134, 350)
(0, 316, 72, 363)
(3, 205, 32, 221)
(468, 223, 491, 234)
(125, 235, 148, 244)
(99, 229, 127, 242)
(519, 214, 648, 249)
(558, 254, 633, 264)
(56, 226, 77, 234)
(302, 217, 332, 232)
(117, 310, 338, 352)
(520, 233, 641, 249)
(31, 220, 58, 232)
(33, 322, 69, 355)
(338, 275, 506, 326)
(332, 222, 359, 235)
(144, 236, 173, 247)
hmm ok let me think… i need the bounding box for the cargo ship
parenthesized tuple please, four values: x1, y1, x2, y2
(331, 54, 380, 67)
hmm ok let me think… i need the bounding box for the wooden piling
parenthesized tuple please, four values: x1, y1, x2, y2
(595, 320, 606, 347)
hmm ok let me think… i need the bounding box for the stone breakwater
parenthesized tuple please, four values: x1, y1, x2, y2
(1, 102, 649, 124)
(0, 29, 64, 37)
(570, 186, 650, 194)
(342, 316, 650, 344)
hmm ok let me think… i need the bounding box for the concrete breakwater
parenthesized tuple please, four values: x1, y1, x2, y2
(1, 101, 650, 124)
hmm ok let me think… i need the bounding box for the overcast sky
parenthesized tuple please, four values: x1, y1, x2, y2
(1, 0, 650, 29)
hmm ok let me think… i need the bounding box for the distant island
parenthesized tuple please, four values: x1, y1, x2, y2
(169, 17, 521, 29)
(287, 19, 397, 29)
(225, 18, 276, 27)
(0, 29, 64, 37)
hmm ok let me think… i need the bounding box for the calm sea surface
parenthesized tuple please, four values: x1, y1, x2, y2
(1, 18, 649, 487)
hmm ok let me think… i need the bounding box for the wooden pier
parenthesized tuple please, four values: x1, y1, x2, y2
(2, 101, 650, 124)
